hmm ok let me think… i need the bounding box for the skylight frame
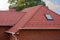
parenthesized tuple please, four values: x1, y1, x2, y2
(45, 14, 53, 21)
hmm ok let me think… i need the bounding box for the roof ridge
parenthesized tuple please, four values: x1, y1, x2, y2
(44, 6, 60, 16)
(6, 5, 42, 34)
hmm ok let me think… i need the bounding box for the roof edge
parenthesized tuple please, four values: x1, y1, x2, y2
(18, 27, 60, 29)
(46, 7, 60, 16)
(5, 31, 15, 34)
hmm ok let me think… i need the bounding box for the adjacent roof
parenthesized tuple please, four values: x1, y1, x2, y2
(0, 9, 26, 26)
(6, 5, 60, 34)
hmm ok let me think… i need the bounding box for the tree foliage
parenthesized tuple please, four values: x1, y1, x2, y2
(8, 0, 45, 11)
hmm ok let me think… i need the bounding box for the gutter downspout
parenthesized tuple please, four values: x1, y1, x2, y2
(11, 34, 18, 40)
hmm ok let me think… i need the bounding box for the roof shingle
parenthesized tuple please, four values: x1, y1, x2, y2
(0, 9, 26, 26)
(6, 5, 60, 34)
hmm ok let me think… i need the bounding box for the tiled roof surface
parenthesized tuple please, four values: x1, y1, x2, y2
(6, 5, 60, 34)
(0, 9, 26, 26)
(6, 5, 41, 34)
(24, 6, 60, 29)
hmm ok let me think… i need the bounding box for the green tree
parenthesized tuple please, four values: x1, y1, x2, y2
(8, 0, 45, 11)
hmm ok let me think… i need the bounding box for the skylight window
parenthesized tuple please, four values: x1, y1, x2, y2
(45, 14, 53, 21)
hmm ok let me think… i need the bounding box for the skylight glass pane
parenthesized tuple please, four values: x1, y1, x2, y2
(45, 14, 53, 20)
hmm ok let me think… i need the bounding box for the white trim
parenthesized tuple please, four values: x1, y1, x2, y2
(18, 27, 60, 29)
(5, 31, 15, 34)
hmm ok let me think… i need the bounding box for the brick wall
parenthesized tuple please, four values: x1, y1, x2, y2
(0, 27, 11, 40)
(17, 29, 60, 40)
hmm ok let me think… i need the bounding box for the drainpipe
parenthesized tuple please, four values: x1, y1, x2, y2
(11, 34, 18, 40)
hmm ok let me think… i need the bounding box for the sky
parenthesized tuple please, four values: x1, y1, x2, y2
(43, 0, 60, 15)
(0, 0, 60, 15)
(0, 0, 9, 11)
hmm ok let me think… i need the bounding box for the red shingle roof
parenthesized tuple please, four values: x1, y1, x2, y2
(6, 5, 60, 34)
(0, 9, 26, 26)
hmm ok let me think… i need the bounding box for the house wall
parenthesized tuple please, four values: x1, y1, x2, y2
(0, 26, 11, 40)
(16, 29, 60, 40)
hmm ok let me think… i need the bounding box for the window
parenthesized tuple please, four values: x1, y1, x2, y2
(45, 14, 53, 21)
